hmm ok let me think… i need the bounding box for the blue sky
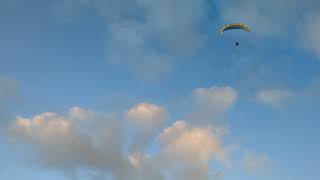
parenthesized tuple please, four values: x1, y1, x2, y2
(1, 0, 320, 180)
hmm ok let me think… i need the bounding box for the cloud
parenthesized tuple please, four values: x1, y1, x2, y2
(0, 76, 19, 131)
(69, 106, 96, 120)
(127, 152, 164, 180)
(53, 0, 209, 80)
(0, 76, 18, 102)
(299, 10, 320, 59)
(126, 102, 168, 129)
(242, 151, 270, 174)
(8, 91, 235, 179)
(256, 88, 294, 108)
(128, 152, 145, 169)
(139, 0, 206, 55)
(125, 102, 168, 150)
(189, 86, 237, 125)
(127, 120, 232, 180)
(9, 108, 132, 179)
(217, 0, 310, 37)
(159, 121, 231, 169)
(106, 21, 173, 81)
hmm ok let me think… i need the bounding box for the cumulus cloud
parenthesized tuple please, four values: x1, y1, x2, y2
(189, 86, 237, 125)
(127, 120, 232, 180)
(126, 102, 168, 129)
(127, 152, 163, 180)
(256, 88, 294, 108)
(69, 106, 96, 120)
(8, 110, 231, 180)
(8, 84, 238, 180)
(9, 108, 131, 179)
(159, 121, 231, 169)
(242, 151, 270, 174)
(125, 102, 168, 150)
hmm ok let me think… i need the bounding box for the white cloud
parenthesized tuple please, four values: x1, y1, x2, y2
(9, 100, 235, 179)
(69, 106, 96, 120)
(193, 86, 237, 109)
(256, 88, 294, 107)
(126, 102, 168, 151)
(128, 152, 145, 169)
(9, 107, 131, 179)
(159, 121, 231, 169)
(126, 120, 232, 180)
(242, 151, 270, 174)
(189, 86, 237, 125)
(126, 102, 168, 129)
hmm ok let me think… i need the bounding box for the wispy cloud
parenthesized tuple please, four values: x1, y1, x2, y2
(218, 0, 320, 59)
(256, 88, 294, 108)
(0, 76, 19, 131)
(52, 0, 209, 80)
(189, 86, 237, 125)
(242, 151, 270, 175)
(298, 10, 320, 59)
(0, 76, 18, 102)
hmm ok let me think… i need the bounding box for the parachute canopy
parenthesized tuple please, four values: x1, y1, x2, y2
(220, 23, 250, 34)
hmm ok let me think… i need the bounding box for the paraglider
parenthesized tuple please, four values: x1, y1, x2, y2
(220, 23, 250, 46)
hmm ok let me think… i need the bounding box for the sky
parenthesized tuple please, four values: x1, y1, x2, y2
(0, 0, 320, 180)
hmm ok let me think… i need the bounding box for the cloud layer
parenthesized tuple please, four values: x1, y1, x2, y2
(52, 0, 209, 80)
